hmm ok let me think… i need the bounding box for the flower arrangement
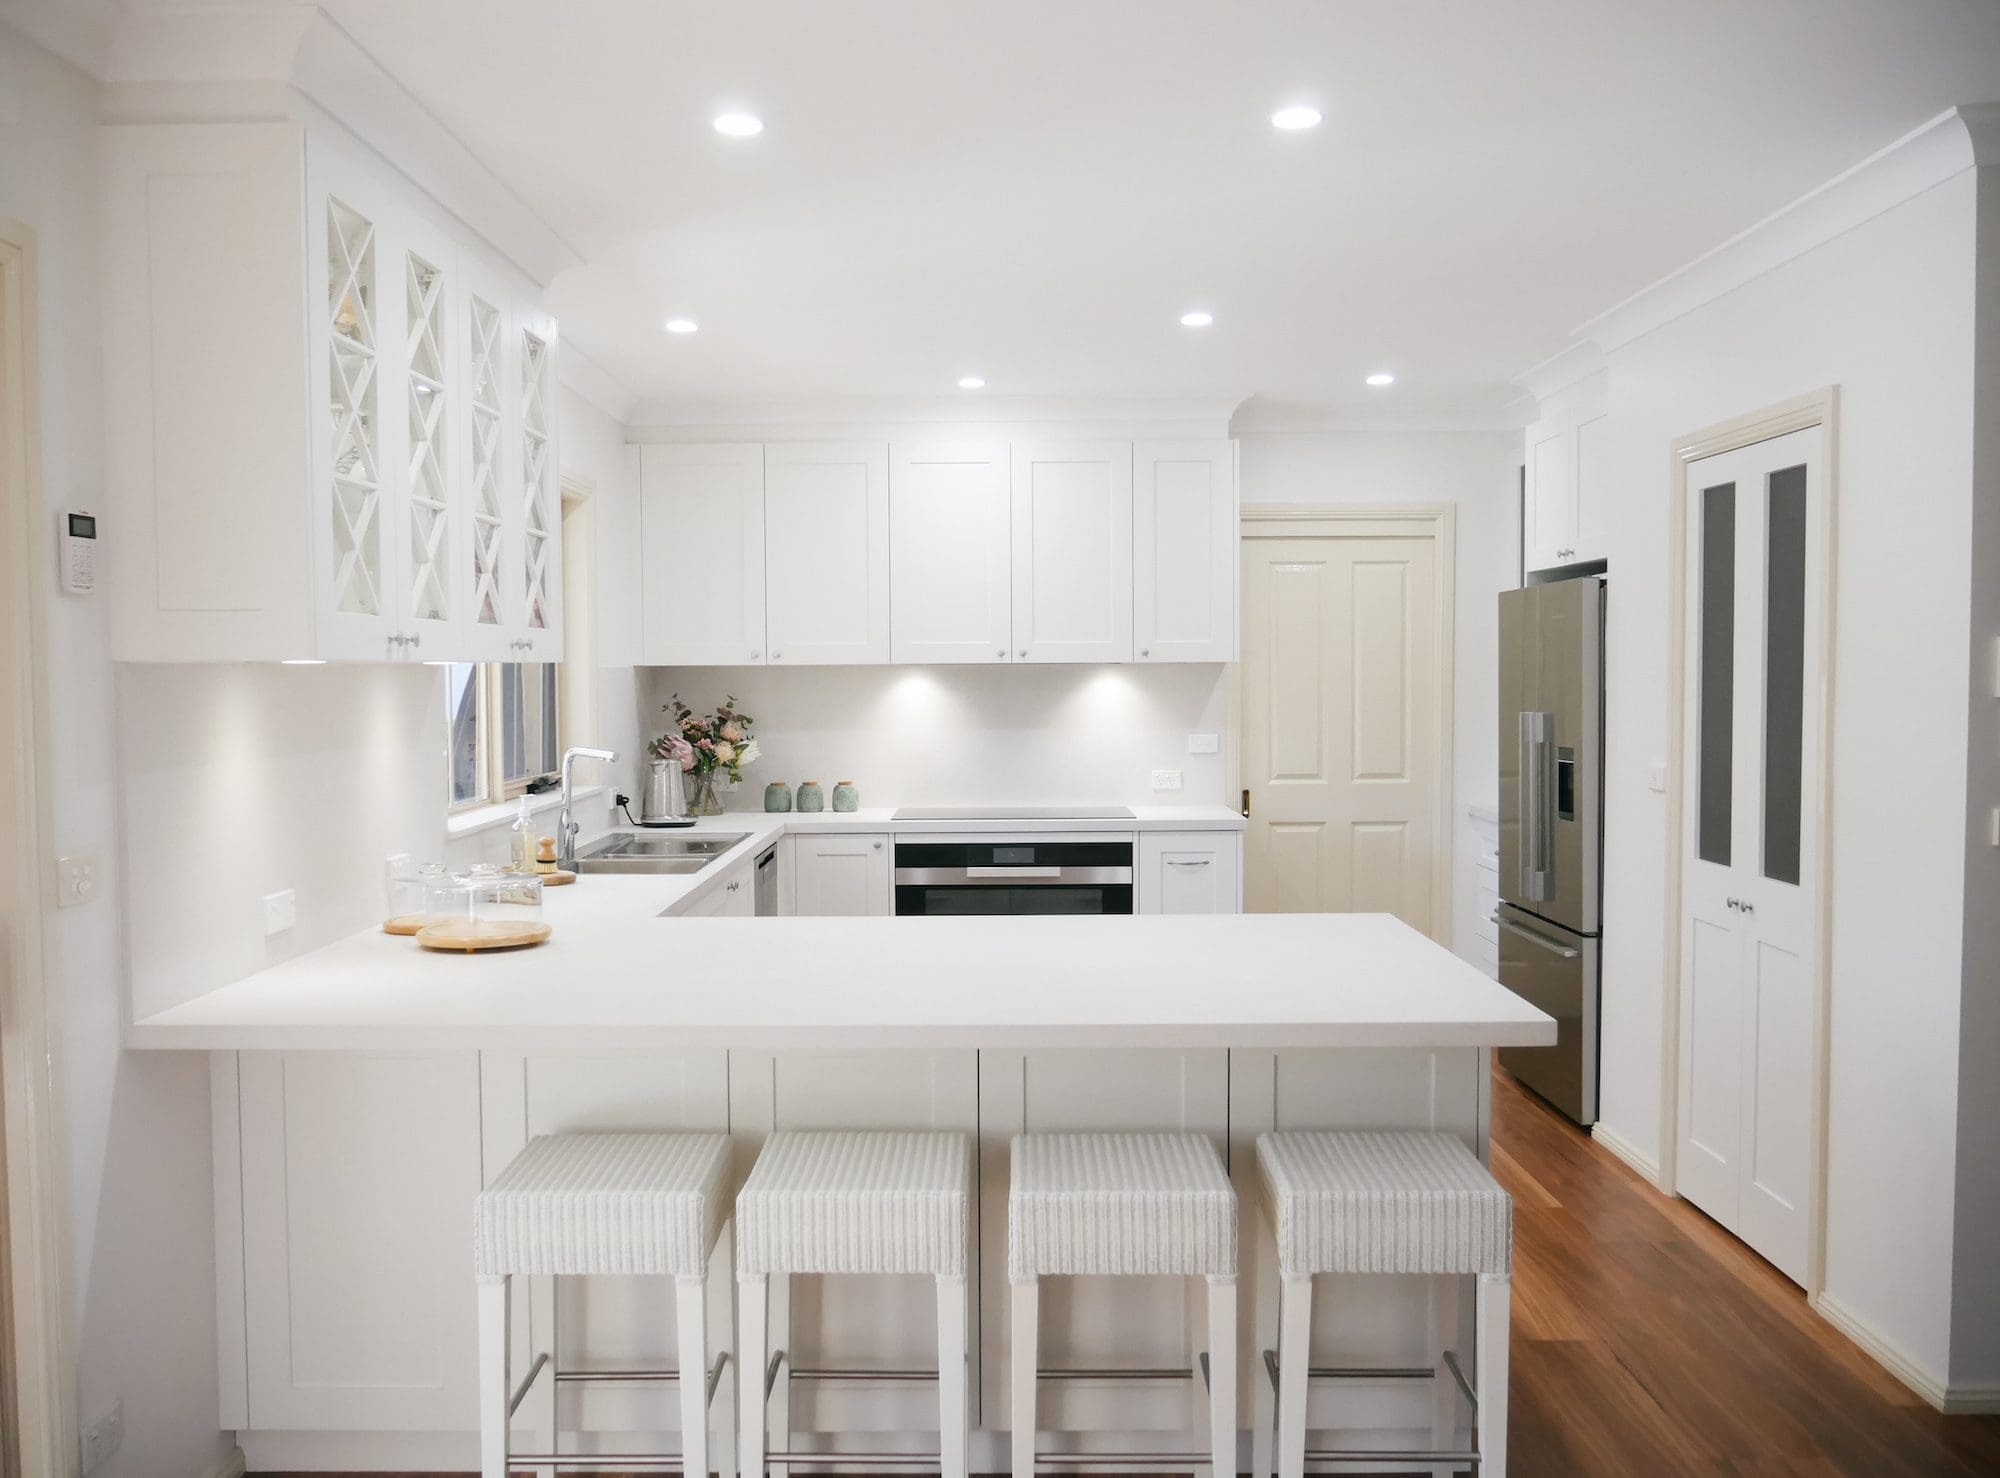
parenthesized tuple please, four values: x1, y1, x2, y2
(653, 693, 760, 784)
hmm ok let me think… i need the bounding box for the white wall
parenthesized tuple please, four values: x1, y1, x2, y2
(637, 662, 1229, 810)
(1586, 168, 1978, 1385)
(1231, 427, 1520, 959)
(0, 21, 238, 1478)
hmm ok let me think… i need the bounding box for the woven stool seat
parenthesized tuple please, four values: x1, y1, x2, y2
(1008, 1132, 1236, 1282)
(735, 1130, 970, 1278)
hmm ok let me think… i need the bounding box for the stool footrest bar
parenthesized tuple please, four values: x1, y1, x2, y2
(504, 1456, 685, 1471)
(506, 1351, 549, 1417)
(787, 1365, 941, 1382)
(764, 1452, 941, 1467)
(1260, 1348, 1445, 1390)
(1441, 1347, 1478, 1412)
(707, 1349, 730, 1407)
(1302, 1449, 1479, 1465)
(1033, 1452, 1217, 1467)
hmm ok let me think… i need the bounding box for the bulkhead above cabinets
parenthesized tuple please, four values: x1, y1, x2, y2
(101, 119, 563, 664)
(636, 437, 1237, 667)
(1522, 371, 1609, 576)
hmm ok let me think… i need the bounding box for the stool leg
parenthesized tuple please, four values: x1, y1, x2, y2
(477, 1273, 510, 1478)
(1275, 1276, 1312, 1478)
(1430, 1274, 1460, 1478)
(767, 1273, 792, 1458)
(1206, 1276, 1238, 1478)
(1476, 1273, 1510, 1478)
(937, 1273, 969, 1478)
(1010, 1278, 1038, 1478)
(678, 1274, 710, 1478)
(737, 1275, 768, 1478)
(1250, 1205, 1279, 1478)
(713, 1220, 739, 1478)
(531, 1274, 559, 1464)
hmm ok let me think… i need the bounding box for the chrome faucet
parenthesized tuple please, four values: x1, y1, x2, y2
(557, 746, 617, 870)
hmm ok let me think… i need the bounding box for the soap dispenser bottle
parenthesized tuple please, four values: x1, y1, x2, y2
(509, 795, 534, 874)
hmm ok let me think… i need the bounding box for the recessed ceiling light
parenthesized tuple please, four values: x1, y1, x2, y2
(1271, 105, 1323, 132)
(281, 658, 326, 666)
(713, 112, 764, 138)
(663, 317, 699, 335)
(1365, 371, 1396, 387)
(958, 375, 986, 390)
(1179, 310, 1214, 328)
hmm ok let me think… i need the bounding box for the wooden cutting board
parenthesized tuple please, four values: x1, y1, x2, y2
(414, 919, 552, 953)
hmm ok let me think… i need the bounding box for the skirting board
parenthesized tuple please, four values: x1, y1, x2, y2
(1806, 1291, 2000, 1413)
(198, 1448, 245, 1478)
(1589, 1122, 1662, 1187)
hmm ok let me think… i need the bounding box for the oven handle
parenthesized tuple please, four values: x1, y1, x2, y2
(894, 866, 1133, 887)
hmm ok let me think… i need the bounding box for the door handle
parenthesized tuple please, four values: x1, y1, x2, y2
(966, 865, 1061, 879)
(1491, 913, 1581, 959)
(1240, 788, 1251, 820)
(1519, 711, 1556, 901)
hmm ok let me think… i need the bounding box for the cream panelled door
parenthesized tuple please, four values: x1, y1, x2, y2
(1676, 426, 1823, 1287)
(1241, 522, 1441, 931)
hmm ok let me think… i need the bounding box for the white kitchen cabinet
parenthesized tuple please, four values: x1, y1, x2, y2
(1522, 373, 1609, 574)
(230, 1050, 484, 1430)
(639, 443, 768, 665)
(676, 856, 756, 917)
(765, 443, 890, 664)
(789, 833, 893, 916)
(890, 443, 1014, 663)
(1011, 441, 1134, 662)
(1133, 440, 1236, 663)
(1137, 831, 1243, 914)
(102, 120, 559, 663)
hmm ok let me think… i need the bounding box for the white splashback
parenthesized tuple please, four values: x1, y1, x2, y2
(639, 663, 1229, 810)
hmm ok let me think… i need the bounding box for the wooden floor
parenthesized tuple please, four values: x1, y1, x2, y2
(257, 1068, 2000, 1478)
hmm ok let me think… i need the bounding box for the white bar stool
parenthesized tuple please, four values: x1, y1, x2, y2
(1008, 1132, 1238, 1478)
(475, 1131, 734, 1478)
(1250, 1131, 1512, 1478)
(734, 1131, 971, 1478)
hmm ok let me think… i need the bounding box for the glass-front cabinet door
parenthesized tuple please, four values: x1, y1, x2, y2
(461, 258, 518, 662)
(394, 209, 462, 659)
(517, 306, 562, 662)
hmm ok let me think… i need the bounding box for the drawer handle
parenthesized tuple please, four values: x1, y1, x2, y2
(1165, 859, 1211, 868)
(1491, 914, 1580, 959)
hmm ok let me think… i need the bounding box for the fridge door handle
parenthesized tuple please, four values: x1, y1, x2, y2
(1519, 710, 1556, 900)
(1491, 912, 1581, 959)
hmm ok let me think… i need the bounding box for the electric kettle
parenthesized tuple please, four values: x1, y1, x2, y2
(639, 758, 693, 826)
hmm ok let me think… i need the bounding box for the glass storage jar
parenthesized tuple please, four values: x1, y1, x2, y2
(385, 860, 450, 935)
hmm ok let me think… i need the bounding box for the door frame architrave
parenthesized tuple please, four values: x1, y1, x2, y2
(1232, 504, 1457, 941)
(0, 213, 78, 1478)
(1659, 387, 1838, 1303)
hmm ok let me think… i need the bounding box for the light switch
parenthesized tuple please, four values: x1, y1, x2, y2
(262, 888, 297, 935)
(55, 856, 98, 907)
(1647, 762, 1667, 793)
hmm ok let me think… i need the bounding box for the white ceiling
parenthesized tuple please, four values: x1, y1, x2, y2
(103, 1, 2000, 416)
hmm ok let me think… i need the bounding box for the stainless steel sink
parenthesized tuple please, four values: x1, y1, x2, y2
(573, 832, 750, 874)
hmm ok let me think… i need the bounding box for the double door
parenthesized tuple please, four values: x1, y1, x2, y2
(1676, 426, 1823, 1285)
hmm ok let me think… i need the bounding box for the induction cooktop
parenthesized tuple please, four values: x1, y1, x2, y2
(889, 805, 1136, 821)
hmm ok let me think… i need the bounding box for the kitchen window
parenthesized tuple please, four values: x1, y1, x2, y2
(447, 660, 564, 809)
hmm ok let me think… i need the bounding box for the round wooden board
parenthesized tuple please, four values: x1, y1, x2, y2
(414, 919, 552, 953)
(541, 869, 577, 886)
(382, 913, 429, 936)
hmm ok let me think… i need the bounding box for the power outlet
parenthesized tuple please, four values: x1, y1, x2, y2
(1151, 768, 1184, 792)
(262, 888, 297, 935)
(55, 856, 100, 907)
(81, 1398, 123, 1473)
(1186, 732, 1220, 755)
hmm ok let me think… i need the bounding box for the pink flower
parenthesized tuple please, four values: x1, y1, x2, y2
(720, 721, 744, 742)
(680, 752, 697, 771)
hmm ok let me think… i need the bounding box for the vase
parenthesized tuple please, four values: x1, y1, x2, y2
(796, 780, 825, 813)
(832, 780, 860, 813)
(687, 769, 724, 816)
(764, 782, 792, 812)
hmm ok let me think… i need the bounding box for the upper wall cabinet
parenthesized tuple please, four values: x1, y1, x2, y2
(1133, 440, 1237, 662)
(1523, 373, 1609, 575)
(639, 435, 1236, 667)
(1011, 441, 1134, 663)
(639, 443, 767, 665)
(102, 121, 561, 664)
(890, 442, 1013, 663)
(765, 443, 890, 664)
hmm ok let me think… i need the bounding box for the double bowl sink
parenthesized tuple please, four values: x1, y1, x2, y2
(572, 832, 750, 875)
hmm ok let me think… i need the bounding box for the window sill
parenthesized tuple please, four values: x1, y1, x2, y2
(447, 785, 609, 840)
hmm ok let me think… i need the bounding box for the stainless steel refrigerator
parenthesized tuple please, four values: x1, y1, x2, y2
(1497, 576, 1604, 1124)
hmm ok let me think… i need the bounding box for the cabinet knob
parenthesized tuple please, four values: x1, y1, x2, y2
(771, 651, 782, 660)
(727, 881, 740, 892)
(751, 651, 760, 660)
(1018, 649, 1027, 658)
(1139, 648, 1149, 658)
(871, 841, 882, 851)
(997, 650, 1005, 658)
(407, 631, 420, 649)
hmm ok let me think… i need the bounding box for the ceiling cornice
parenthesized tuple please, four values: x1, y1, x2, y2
(559, 341, 639, 425)
(1570, 103, 1991, 357)
(625, 394, 1244, 441)
(91, 5, 584, 291)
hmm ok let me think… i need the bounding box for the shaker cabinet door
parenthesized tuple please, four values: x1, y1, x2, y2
(640, 443, 768, 665)
(1010, 440, 1133, 663)
(890, 443, 1013, 663)
(765, 442, 890, 664)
